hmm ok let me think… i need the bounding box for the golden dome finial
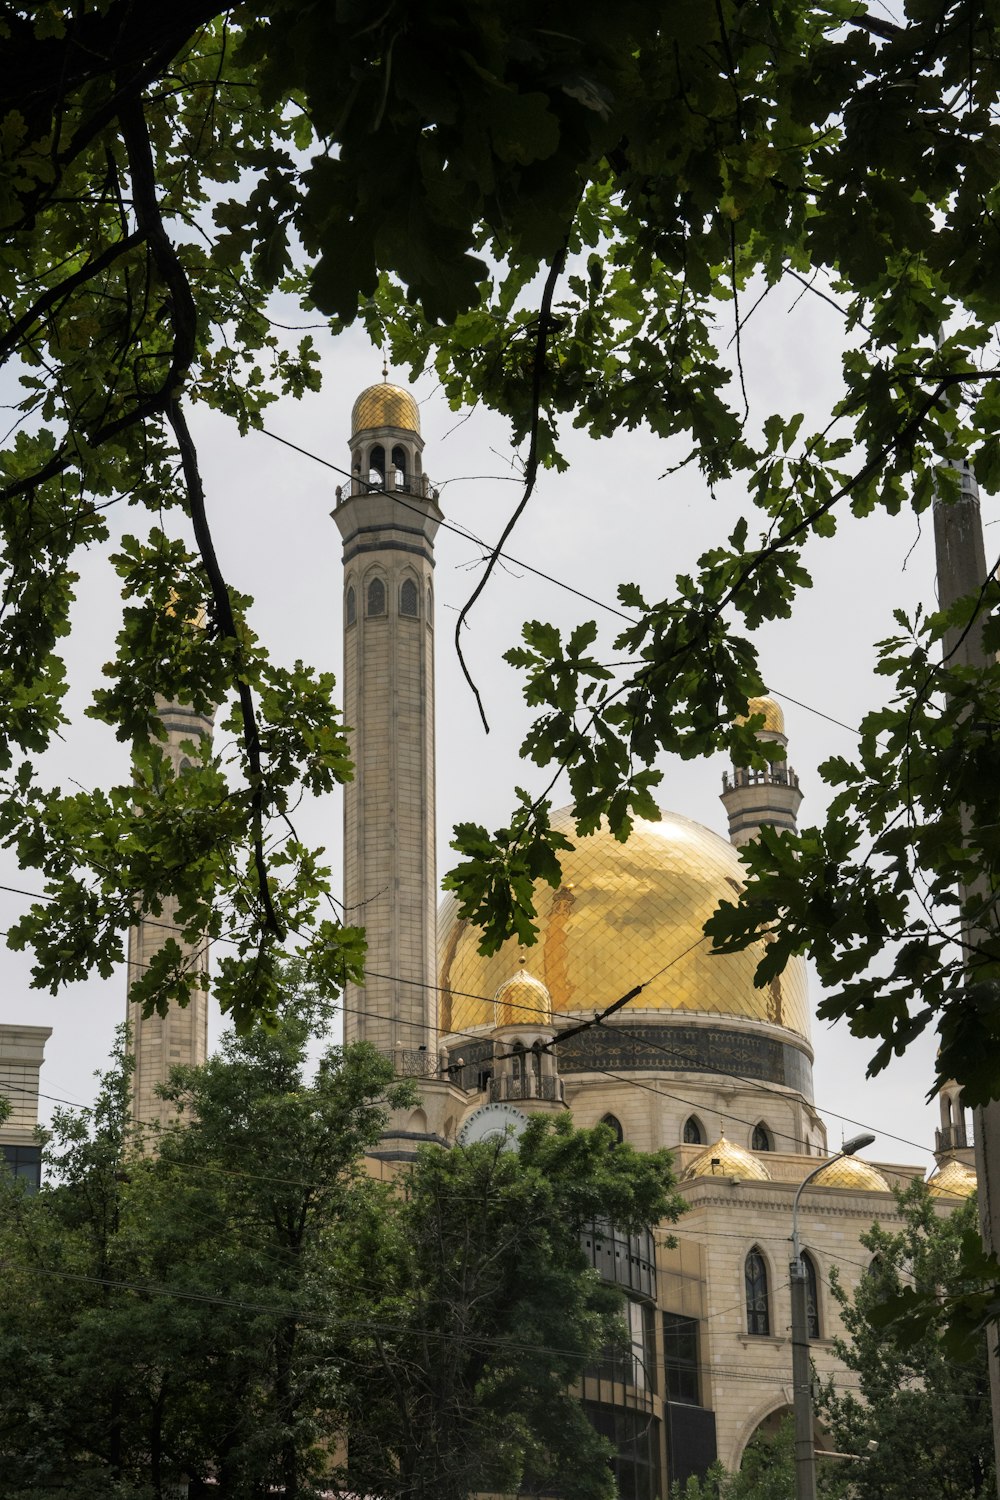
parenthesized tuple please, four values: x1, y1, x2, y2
(736, 695, 785, 736)
(493, 961, 552, 1030)
(351, 380, 420, 436)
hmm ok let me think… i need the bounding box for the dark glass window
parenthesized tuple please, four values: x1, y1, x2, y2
(1, 1144, 42, 1194)
(803, 1251, 820, 1339)
(582, 1220, 656, 1300)
(683, 1116, 703, 1145)
(400, 578, 418, 617)
(583, 1402, 660, 1500)
(367, 577, 386, 617)
(751, 1123, 772, 1152)
(663, 1312, 700, 1405)
(346, 586, 356, 626)
(601, 1113, 624, 1145)
(745, 1248, 770, 1336)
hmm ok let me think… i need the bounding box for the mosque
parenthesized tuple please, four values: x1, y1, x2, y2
(114, 379, 978, 1496)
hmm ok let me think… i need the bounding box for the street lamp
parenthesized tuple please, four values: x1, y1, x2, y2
(790, 1131, 876, 1500)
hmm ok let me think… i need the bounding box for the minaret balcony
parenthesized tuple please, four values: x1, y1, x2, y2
(722, 766, 799, 792)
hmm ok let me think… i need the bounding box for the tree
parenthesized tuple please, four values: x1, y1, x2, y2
(816, 1185, 995, 1500)
(2, 1, 1000, 1091)
(669, 1418, 834, 1500)
(340, 1117, 683, 1500)
(0, 1009, 414, 1499)
(0, 1014, 681, 1500)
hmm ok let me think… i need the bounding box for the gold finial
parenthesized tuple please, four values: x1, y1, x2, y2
(381, 348, 388, 381)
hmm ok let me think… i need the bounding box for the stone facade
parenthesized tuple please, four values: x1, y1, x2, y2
(127, 695, 212, 1131)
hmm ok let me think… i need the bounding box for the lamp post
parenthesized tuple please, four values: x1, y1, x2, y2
(790, 1131, 876, 1500)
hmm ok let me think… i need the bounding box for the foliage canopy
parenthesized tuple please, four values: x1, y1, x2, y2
(3, 0, 1000, 1099)
(0, 1012, 681, 1499)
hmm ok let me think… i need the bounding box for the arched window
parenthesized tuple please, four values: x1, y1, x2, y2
(368, 444, 385, 488)
(392, 444, 408, 491)
(426, 582, 433, 620)
(511, 1042, 526, 1084)
(346, 586, 356, 626)
(400, 578, 418, 617)
(600, 1113, 624, 1146)
(751, 1123, 773, 1152)
(683, 1116, 704, 1145)
(802, 1252, 820, 1339)
(745, 1248, 770, 1336)
(367, 577, 386, 617)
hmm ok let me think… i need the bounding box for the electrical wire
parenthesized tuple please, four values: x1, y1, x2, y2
(258, 423, 859, 739)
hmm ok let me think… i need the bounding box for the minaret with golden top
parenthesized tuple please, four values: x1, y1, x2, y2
(720, 695, 802, 847)
(334, 380, 441, 1067)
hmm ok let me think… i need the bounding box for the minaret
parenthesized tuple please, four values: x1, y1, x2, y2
(334, 381, 440, 1065)
(720, 695, 802, 847)
(127, 692, 213, 1131)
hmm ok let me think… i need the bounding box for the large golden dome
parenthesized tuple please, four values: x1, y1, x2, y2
(438, 807, 810, 1039)
(351, 382, 420, 435)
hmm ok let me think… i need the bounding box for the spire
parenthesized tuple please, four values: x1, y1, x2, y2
(720, 695, 803, 847)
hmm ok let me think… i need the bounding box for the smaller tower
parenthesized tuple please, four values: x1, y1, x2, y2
(127, 692, 214, 1131)
(935, 1079, 976, 1168)
(720, 696, 802, 847)
(489, 957, 563, 1115)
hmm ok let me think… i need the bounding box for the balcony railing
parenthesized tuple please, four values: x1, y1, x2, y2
(489, 1074, 562, 1104)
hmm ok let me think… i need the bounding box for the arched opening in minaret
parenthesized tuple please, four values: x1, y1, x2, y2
(682, 1115, 704, 1145)
(392, 444, 408, 491)
(346, 586, 356, 627)
(399, 577, 418, 617)
(751, 1122, 773, 1152)
(510, 1041, 526, 1084)
(367, 576, 386, 617)
(368, 444, 386, 489)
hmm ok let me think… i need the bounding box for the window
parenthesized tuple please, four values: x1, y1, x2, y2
(367, 577, 386, 617)
(1, 1144, 42, 1194)
(400, 578, 418, 617)
(346, 586, 356, 626)
(751, 1123, 773, 1152)
(511, 1042, 526, 1083)
(745, 1248, 770, 1336)
(683, 1116, 703, 1145)
(368, 443, 385, 488)
(663, 1312, 700, 1405)
(802, 1252, 820, 1339)
(582, 1402, 660, 1500)
(392, 444, 408, 490)
(601, 1113, 624, 1146)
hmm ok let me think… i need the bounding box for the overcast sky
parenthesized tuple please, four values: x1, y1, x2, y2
(0, 265, 958, 1177)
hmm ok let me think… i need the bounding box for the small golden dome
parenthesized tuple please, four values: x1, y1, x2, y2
(736, 696, 785, 735)
(494, 959, 553, 1029)
(927, 1159, 977, 1199)
(812, 1156, 890, 1192)
(351, 382, 420, 435)
(438, 807, 810, 1038)
(683, 1134, 772, 1182)
(165, 590, 207, 629)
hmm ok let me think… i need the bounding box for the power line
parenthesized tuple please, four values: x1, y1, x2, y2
(259, 423, 859, 739)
